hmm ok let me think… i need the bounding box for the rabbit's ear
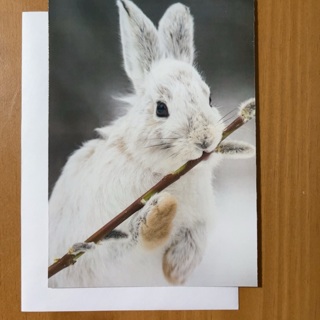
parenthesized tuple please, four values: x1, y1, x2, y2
(158, 3, 195, 64)
(117, 0, 160, 88)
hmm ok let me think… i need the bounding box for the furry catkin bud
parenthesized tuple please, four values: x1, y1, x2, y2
(239, 98, 256, 122)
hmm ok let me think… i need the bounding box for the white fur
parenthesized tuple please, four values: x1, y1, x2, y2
(49, 0, 254, 287)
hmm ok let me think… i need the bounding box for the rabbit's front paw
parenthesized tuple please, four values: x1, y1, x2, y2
(162, 226, 205, 285)
(140, 192, 177, 249)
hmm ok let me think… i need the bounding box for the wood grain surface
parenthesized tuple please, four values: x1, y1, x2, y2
(1, 0, 319, 319)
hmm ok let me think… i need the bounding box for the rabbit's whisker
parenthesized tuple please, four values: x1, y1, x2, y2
(168, 151, 179, 159)
(167, 130, 183, 138)
(147, 137, 179, 140)
(218, 108, 238, 123)
(222, 115, 238, 124)
(212, 102, 225, 110)
(145, 142, 173, 149)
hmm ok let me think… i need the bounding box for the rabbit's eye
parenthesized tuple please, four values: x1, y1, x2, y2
(209, 96, 213, 107)
(156, 101, 169, 118)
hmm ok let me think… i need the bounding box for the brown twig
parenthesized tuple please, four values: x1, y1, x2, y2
(48, 99, 255, 279)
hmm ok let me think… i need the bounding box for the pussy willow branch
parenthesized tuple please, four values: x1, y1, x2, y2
(48, 100, 256, 279)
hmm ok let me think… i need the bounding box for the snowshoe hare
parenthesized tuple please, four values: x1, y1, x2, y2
(49, 0, 255, 287)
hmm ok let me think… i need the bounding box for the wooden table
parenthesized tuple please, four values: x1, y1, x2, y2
(1, 0, 319, 319)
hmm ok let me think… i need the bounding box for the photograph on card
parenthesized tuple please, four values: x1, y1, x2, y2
(48, 0, 257, 288)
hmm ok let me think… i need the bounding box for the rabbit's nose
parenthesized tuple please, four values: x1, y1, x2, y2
(195, 139, 211, 150)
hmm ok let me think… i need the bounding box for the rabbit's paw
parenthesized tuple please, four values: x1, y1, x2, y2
(162, 250, 186, 285)
(162, 227, 204, 285)
(162, 246, 193, 285)
(69, 242, 96, 255)
(140, 192, 177, 249)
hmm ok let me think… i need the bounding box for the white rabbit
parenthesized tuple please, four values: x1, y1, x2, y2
(49, 0, 255, 287)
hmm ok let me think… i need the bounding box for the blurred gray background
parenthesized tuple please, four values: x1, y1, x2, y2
(49, 0, 255, 192)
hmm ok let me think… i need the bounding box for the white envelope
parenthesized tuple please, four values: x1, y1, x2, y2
(21, 12, 239, 312)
